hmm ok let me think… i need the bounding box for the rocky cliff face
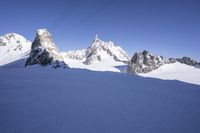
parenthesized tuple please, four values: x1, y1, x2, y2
(127, 50, 173, 74)
(25, 29, 68, 68)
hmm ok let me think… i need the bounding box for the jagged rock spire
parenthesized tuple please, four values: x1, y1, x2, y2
(127, 50, 172, 74)
(25, 29, 68, 68)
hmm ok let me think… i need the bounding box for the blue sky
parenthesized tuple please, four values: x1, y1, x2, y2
(1, 0, 200, 60)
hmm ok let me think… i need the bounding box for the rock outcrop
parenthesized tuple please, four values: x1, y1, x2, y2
(25, 29, 68, 68)
(127, 50, 200, 74)
(127, 50, 173, 74)
(175, 57, 200, 68)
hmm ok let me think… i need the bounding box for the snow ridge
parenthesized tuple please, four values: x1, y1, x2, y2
(0, 33, 31, 66)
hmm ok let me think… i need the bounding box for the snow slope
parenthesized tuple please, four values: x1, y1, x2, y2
(63, 50, 126, 72)
(140, 62, 200, 85)
(0, 33, 31, 66)
(0, 67, 200, 133)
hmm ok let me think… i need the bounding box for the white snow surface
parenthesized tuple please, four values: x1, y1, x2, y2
(62, 50, 126, 72)
(37, 29, 49, 35)
(0, 33, 31, 66)
(61, 49, 87, 60)
(140, 62, 200, 85)
(63, 56, 125, 72)
(0, 67, 200, 133)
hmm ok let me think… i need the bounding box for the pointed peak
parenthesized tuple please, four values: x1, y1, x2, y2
(94, 34, 100, 41)
(142, 50, 150, 55)
(36, 29, 50, 36)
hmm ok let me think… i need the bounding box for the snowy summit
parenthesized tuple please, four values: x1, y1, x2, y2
(0, 29, 200, 85)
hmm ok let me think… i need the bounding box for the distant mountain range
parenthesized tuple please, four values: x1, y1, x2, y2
(0, 29, 200, 85)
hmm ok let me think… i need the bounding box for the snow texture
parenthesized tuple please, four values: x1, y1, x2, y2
(0, 67, 200, 133)
(0, 33, 31, 66)
(140, 62, 200, 85)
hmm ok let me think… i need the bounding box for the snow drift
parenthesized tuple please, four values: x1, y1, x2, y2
(0, 67, 200, 133)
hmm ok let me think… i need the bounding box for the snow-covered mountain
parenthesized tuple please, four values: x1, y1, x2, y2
(172, 57, 200, 68)
(61, 35, 129, 72)
(127, 50, 173, 74)
(1, 65, 200, 133)
(127, 50, 200, 74)
(62, 35, 129, 64)
(1, 30, 200, 133)
(127, 50, 200, 85)
(0, 29, 200, 85)
(25, 29, 67, 68)
(83, 35, 129, 64)
(140, 62, 200, 85)
(0, 33, 31, 66)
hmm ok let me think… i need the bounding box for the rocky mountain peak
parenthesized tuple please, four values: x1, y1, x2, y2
(32, 29, 59, 53)
(94, 34, 99, 41)
(25, 29, 67, 68)
(82, 36, 130, 65)
(91, 35, 104, 49)
(0, 33, 31, 66)
(127, 50, 172, 74)
(62, 35, 129, 65)
(172, 57, 200, 68)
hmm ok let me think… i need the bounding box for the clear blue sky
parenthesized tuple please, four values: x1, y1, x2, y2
(1, 0, 200, 60)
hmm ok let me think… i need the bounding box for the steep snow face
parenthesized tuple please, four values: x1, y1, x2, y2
(0, 33, 31, 66)
(25, 29, 67, 68)
(140, 62, 200, 85)
(84, 35, 130, 64)
(0, 67, 200, 133)
(127, 50, 173, 74)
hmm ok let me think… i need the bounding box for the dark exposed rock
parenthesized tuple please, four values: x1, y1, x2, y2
(127, 50, 200, 74)
(25, 48, 53, 66)
(25, 29, 68, 69)
(173, 57, 200, 68)
(127, 50, 173, 74)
